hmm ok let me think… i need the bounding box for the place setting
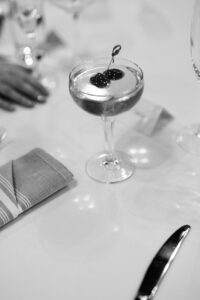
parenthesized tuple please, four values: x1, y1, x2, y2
(0, 0, 199, 299)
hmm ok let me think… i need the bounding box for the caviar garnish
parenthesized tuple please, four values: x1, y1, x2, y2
(90, 45, 124, 88)
(103, 68, 124, 80)
(105, 45, 124, 80)
(90, 72, 110, 88)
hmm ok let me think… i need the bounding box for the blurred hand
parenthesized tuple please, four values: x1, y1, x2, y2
(0, 59, 49, 111)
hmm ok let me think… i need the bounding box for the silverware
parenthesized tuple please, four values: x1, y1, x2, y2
(134, 225, 191, 300)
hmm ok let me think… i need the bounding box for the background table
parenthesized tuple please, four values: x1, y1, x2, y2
(0, 0, 199, 299)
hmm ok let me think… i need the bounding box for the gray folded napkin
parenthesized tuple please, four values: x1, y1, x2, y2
(0, 148, 73, 228)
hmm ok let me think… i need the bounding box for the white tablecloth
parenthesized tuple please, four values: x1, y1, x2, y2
(0, 0, 199, 299)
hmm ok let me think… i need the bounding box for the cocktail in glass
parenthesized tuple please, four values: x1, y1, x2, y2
(69, 55, 144, 183)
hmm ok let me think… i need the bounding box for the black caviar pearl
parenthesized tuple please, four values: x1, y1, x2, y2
(90, 72, 110, 88)
(103, 68, 124, 80)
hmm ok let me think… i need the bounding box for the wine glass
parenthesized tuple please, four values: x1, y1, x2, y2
(50, 0, 95, 18)
(10, 0, 56, 89)
(10, 0, 44, 69)
(49, 0, 96, 61)
(69, 48, 144, 183)
(177, 0, 200, 155)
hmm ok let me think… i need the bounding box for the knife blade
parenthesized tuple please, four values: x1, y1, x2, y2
(134, 224, 191, 300)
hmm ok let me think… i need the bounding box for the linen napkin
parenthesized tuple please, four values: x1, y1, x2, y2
(0, 148, 73, 228)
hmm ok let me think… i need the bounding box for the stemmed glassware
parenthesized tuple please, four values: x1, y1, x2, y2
(69, 46, 144, 183)
(10, 0, 44, 70)
(177, 0, 200, 155)
(10, 0, 56, 89)
(50, 0, 95, 19)
(49, 0, 96, 60)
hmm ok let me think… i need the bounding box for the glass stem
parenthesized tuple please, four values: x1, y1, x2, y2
(71, 11, 80, 60)
(32, 53, 40, 78)
(24, 35, 40, 77)
(195, 124, 200, 138)
(102, 116, 117, 163)
(31, 35, 41, 77)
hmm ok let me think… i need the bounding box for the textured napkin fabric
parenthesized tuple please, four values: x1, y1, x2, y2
(0, 148, 73, 228)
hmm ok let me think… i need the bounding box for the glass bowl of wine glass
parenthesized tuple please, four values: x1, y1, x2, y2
(69, 49, 144, 183)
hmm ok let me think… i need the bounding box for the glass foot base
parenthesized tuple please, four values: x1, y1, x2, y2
(177, 124, 200, 155)
(86, 151, 135, 184)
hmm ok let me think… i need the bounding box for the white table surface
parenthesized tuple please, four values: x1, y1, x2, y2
(0, 0, 200, 299)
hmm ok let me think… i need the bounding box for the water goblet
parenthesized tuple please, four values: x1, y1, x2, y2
(177, 0, 200, 155)
(69, 50, 144, 183)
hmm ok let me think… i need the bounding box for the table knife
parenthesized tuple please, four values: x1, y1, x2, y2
(134, 224, 191, 300)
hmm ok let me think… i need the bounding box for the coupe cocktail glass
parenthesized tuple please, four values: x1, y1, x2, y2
(69, 56, 144, 183)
